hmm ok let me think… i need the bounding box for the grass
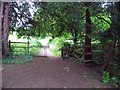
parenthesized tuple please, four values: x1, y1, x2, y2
(1, 54, 33, 64)
(10, 42, 41, 55)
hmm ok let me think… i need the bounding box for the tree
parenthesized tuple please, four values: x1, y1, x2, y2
(0, 1, 34, 56)
(0, 2, 3, 59)
(104, 2, 120, 74)
(1, 2, 10, 56)
(84, 3, 92, 64)
(31, 2, 86, 44)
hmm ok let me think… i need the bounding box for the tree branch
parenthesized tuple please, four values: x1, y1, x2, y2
(96, 16, 111, 25)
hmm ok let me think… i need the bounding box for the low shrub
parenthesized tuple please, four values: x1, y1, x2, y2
(102, 71, 110, 84)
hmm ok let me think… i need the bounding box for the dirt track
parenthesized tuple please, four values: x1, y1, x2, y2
(2, 56, 116, 88)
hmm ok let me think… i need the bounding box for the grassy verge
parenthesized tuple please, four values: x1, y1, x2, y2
(1, 54, 33, 64)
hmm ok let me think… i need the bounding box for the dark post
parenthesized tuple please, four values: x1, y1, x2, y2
(27, 36, 30, 54)
(9, 40, 11, 52)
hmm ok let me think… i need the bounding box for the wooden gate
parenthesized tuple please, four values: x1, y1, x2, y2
(9, 40, 30, 54)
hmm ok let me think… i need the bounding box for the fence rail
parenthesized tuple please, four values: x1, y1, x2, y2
(10, 42, 30, 44)
(9, 40, 30, 54)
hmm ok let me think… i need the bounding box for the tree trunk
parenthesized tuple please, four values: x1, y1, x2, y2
(102, 40, 116, 74)
(0, 2, 4, 59)
(2, 2, 10, 56)
(118, 38, 120, 58)
(71, 26, 77, 45)
(73, 29, 77, 45)
(0, 3, 3, 89)
(84, 7, 92, 64)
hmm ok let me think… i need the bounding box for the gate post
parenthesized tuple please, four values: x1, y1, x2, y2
(27, 41, 29, 54)
(9, 40, 11, 52)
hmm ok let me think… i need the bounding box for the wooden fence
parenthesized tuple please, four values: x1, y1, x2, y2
(9, 40, 30, 54)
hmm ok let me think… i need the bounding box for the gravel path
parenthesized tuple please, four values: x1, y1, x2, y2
(38, 46, 54, 57)
(2, 56, 116, 88)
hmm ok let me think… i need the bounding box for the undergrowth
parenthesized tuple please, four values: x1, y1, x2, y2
(1, 54, 33, 64)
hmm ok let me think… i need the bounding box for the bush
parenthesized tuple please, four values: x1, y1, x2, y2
(111, 59, 120, 85)
(29, 47, 40, 55)
(92, 43, 103, 65)
(30, 40, 42, 47)
(102, 71, 110, 84)
(50, 37, 66, 57)
(110, 76, 119, 84)
(29, 40, 42, 55)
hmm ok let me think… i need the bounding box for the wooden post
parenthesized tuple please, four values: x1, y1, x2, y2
(27, 40, 29, 54)
(9, 40, 11, 52)
(27, 36, 30, 54)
